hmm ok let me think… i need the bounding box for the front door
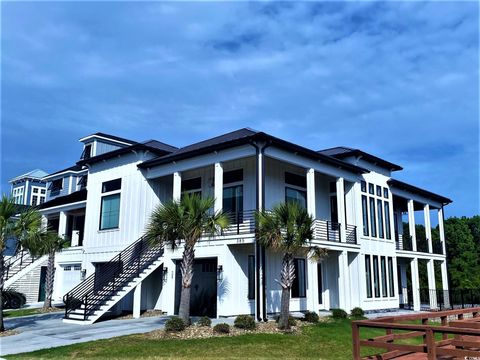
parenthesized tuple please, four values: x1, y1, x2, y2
(38, 266, 47, 301)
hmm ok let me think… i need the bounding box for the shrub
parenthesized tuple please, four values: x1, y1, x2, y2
(303, 311, 319, 323)
(276, 315, 297, 328)
(234, 315, 256, 330)
(213, 323, 230, 334)
(165, 316, 186, 332)
(197, 316, 212, 327)
(350, 307, 365, 318)
(331, 308, 348, 319)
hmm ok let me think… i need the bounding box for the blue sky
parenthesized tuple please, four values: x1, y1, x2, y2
(1, 1, 478, 218)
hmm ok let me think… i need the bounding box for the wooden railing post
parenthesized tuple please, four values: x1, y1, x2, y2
(425, 328, 436, 360)
(351, 322, 361, 360)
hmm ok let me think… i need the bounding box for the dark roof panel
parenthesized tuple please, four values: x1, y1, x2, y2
(44, 164, 85, 178)
(88, 132, 137, 145)
(38, 189, 87, 210)
(142, 140, 178, 153)
(318, 147, 403, 171)
(388, 179, 452, 205)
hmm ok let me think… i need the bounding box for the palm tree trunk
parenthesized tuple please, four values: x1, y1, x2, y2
(178, 244, 194, 324)
(0, 255, 5, 332)
(279, 252, 295, 330)
(43, 251, 55, 310)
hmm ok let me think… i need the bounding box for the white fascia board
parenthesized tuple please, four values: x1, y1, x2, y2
(145, 144, 256, 179)
(40, 201, 87, 215)
(79, 134, 132, 146)
(390, 187, 443, 209)
(265, 147, 362, 182)
(43, 169, 87, 181)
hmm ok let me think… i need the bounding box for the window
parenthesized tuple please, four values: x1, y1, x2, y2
(383, 187, 389, 199)
(361, 181, 367, 192)
(49, 179, 63, 193)
(248, 255, 255, 300)
(100, 194, 120, 230)
(368, 183, 374, 194)
(82, 144, 92, 160)
(33, 188, 38, 193)
(388, 258, 395, 297)
(381, 257, 387, 297)
(376, 185, 382, 197)
(377, 199, 384, 238)
(32, 195, 38, 206)
(102, 178, 121, 193)
(373, 256, 380, 298)
(73, 264, 82, 271)
(181, 177, 201, 196)
(41, 189, 46, 195)
(78, 175, 88, 189)
(285, 172, 306, 188)
(224, 169, 243, 184)
(329, 181, 337, 193)
(285, 187, 307, 208)
(317, 263, 323, 304)
(223, 185, 243, 223)
(365, 256, 372, 298)
(369, 197, 377, 237)
(292, 259, 306, 298)
(362, 195, 369, 236)
(384, 202, 391, 239)
(39, 197, 45, 204)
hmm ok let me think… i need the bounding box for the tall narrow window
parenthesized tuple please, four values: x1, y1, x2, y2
(369, 197, 377, 237)
(223, 185, 243, 223)
(365, 256, 372, 298)
(362, 195, 369, 236)
(388, 257, 395, 297)
(248, 255, 255, 300)
(292, 259, 306, 298)
(317, 263, 323, 304)
(384, 202, 391, 240)
(100, 194, 120, 230)
(373, 256, 380, 298)
(381, 257, 387, 297)
(377, 199, 384, 238)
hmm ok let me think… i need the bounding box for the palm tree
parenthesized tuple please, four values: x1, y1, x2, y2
(145, 193, 229, 323)
(0, 195, 42, 331)
(22, 231, 68, 310)
(256, 201, 323, 330)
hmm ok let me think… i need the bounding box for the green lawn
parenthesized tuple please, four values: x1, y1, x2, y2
(6, 319, 386, 360)
(3, 308, 45, 318)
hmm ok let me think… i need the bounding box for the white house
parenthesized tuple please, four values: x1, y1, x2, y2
(5, 129, 451, 324)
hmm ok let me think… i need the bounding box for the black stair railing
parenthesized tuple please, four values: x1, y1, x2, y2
(63, 235, 163, 320)
(4, 249, 36, 281)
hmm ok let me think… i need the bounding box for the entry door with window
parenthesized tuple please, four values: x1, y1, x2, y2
(223, 185, 243, 223)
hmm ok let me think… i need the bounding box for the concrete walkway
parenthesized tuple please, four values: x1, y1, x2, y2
(0, 312, 173, 356)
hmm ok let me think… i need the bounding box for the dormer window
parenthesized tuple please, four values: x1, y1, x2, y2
(77, 175, 88, 189)
(49, 179, 63, 194)
(81, 144, 92, 160)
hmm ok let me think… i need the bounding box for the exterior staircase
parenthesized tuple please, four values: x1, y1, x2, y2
(63, 236, 164, 325)
(4, 250, 47, 288)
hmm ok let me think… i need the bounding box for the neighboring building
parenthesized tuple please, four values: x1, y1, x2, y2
(9, 169, 49, 206)
(7, 129, 452, 324)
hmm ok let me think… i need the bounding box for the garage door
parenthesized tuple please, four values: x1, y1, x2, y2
(61, 264, 82, 294)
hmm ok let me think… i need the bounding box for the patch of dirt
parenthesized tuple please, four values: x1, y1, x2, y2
(114, 310, 165, 320)
(144, 320, 311, 340)
(0, 329, 19, 337)
(40, 307, 63, 314)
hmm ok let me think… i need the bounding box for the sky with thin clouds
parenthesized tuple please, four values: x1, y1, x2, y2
(1, 1, 479, 217)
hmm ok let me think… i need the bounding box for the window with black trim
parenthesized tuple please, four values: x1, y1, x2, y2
(248, 255, 255, 300)
(78, 175, 88, 189)
(102, 178, 121, 193)
(377, 199, 384, 238)
(224, 169, 243, 184)
(181, 177, 202, 197)
(368, 183, 374, 194)
(361, 181, 367, 192)
(81, 144, 92, 160)
(224, 185, 243, 223)
(285, 172, 306, 188)
(373, 256, 380, 298)
(49, 179, 63, 193)
(369, 197, 377, 237)
(384, 202, 391, 239)
(362, 195, 369, 236)
(383, 187, 389, 199)
(388, 257, 395, 297)
(99, 178, 122, 230)
(286, 187, 307, 208)
(381, 257, 387, 297)
(291, 258, 306, 298)
(365, 255, 372, 298)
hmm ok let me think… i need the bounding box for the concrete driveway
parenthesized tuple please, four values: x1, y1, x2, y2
(1, 312, 172, 356)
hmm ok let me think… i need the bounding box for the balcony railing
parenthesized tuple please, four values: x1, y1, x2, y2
(221, 210, 256, 236)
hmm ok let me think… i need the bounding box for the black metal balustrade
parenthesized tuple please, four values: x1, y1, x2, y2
(221, 210, 256, 236)
(313, 220, 341, 242)
(419, 288, 480, 311)
(4, 250, 36, 281)
(345, 224, 357, 244)
(63, 235, 163, 321)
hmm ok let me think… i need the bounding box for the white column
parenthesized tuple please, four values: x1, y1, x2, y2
(407, 200, 417, 251)
(424, 204, 432, 253)
(58, 211, 68, 238)
(24, 180, 30, 205)
(411, 258, 421, 311)
(173, 172, 181, 202)
(306, 168, 316, 218)
(41, 215, 48, 231)
(214, 163, 223, 213)
(440, 260, 450, 308)
(427, 259, 437, 309)
(438, 208, 446, 255)
(338, 250, 351, 311)
(133, 282, 142, 319)
(336, 177, 347, 242)
(308, 257, 319, 312)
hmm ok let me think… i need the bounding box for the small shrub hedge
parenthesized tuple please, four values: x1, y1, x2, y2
(213, 323, 230, 334)
(275, 315, 297, 328)
(165, 316, 186, 332)
(197, 316, 212, 327)
(234, 315, 256, 330)
(350, 307, 365, 318)
(331, 308, 348, 319)
(303, 311, 319, 323)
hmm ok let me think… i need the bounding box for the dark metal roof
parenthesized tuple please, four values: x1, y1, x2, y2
(38, 189, 87, 210)
(139, 128, 368, 174)
(44, 164, 85, 178)
(78, 141, 176, 166)
(318, 147, 403, 171)
(388, 179, 452, 205)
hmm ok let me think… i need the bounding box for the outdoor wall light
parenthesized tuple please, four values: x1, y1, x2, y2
(217, 265, 223, 281)
(162, 267, 168, 282)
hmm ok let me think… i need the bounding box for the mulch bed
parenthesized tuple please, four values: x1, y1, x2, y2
(0, 329, 19, 337)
